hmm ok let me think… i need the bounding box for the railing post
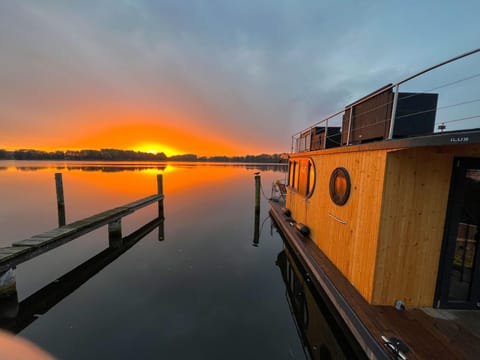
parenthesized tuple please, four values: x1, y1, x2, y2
(346, 107, 353, 145)
(324, 119, 329, 149)
(108, 219, 123, 248)
(55, 173, 66, 227)
(388, 84, 400, 139)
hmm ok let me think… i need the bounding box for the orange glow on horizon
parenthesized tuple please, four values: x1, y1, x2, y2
(62, 124, 245, 157)
(131, 143, 180, 157)
(1, 119, 276, 156)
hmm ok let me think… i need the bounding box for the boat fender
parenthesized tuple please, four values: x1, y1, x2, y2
(281, 207, 291, 217)
(295, 223, 310, 236)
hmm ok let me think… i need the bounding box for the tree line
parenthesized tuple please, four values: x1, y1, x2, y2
(0, 149, 286, 163)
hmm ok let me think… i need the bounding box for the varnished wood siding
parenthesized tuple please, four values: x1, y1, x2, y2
(287, 150, 388, 302)
(373, 145, 480, 306)
(287, 143, 480, 306)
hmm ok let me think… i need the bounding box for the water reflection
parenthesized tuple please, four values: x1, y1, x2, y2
(0, 161, 320, 359)
(276, 243, 365, 359)
(0, 216, 163, 334)
(13, 165, 168, 172)
(2, 162, 286, 173)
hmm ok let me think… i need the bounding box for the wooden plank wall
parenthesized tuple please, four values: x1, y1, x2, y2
(287, 149, 388, 302)
(373, 145, 480, 306)
(288, 143, 480, 306)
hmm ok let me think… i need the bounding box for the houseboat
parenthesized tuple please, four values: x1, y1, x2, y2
(270, 48, 480, 359)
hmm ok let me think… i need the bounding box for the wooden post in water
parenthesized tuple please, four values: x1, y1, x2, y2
(157, 174, 165, 241)
(255, 173, 261, 209)
(253, 173, 261, 246)
(55, 173, 66, 227)
(108, 219, 123, 248)
(0, 268, 18, 319)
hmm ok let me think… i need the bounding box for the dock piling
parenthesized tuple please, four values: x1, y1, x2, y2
(55, 173, 66, 227)
(157, 174, 164, 219)
(254, 173, 261, 209)
(108, 219, 123, 248)
(0, 268, 17, 303)
(157, 174, 165, 241)
(253, 173, 261, 246)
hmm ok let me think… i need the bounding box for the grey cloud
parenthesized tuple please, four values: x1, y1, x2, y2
(1, 1, 479, 152)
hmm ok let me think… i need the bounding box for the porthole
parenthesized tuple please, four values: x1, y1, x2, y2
(329, 167, 351, 206)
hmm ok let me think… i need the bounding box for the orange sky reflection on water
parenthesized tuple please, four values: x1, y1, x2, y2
(0, 160, 281, 246)
(2, 162, 243, 197)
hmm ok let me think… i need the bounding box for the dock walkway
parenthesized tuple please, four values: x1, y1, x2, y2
(0, 194, 163, 274)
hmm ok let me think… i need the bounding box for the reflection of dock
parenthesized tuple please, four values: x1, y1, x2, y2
(0, 216, 163, 333)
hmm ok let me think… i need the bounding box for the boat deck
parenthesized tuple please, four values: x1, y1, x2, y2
(270, 200, 480, 359)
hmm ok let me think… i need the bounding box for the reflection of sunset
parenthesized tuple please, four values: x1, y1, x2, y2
(76, 164, 240, 196)
(4, 163, 241, 197)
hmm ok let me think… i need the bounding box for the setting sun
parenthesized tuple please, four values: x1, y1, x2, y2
(132, 143, 180, 157)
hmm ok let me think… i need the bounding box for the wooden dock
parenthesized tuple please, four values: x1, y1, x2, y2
(270, 200, 480, 359)
(0, 174, 165, 299)
(0, 194, 163, 274)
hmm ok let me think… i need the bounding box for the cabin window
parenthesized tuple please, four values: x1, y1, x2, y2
(298, 158, 315, 197)
(289, 158, 316, 197)
(329, 167, 351, 206)
(288, 161, 295, 187)
(306, 159, 316, 197)
(293, 161, 299, 190)
(287, 161, 293, 188)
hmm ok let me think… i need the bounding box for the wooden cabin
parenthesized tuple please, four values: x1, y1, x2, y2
(286, 138, 480, 308)
(273, 50, 480, 358)
(284, 73, 480, 309)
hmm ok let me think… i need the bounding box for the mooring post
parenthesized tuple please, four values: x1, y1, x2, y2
(157, 174, 165, 241)
(0, 268, 19, 318)
(255, 173, 261, 209)
(253, 206, 260, 247)
(55, 173, 66, 227)
(157, 174, 164, 219)
(158, 219, 165, 241)
(253, 173, 261, 246)
(108, 219, 123, 248)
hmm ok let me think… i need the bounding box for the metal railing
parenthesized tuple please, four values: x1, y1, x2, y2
(292, 48, 480, 153)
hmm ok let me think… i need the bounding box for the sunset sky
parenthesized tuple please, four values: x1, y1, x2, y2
(1, 1, 479, 156)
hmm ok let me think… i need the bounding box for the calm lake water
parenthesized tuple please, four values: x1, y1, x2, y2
(0, 161, 359, 359)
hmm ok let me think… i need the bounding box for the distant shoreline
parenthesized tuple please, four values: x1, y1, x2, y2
(0, 149, 287, 164)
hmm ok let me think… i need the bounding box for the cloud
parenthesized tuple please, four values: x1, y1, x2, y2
(1, 1, 479, 153)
